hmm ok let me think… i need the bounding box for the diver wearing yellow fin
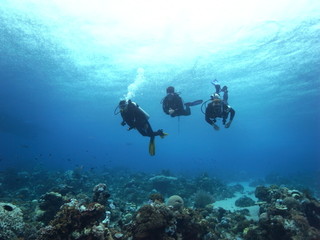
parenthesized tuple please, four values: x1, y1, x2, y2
(118, 99, 168, 156)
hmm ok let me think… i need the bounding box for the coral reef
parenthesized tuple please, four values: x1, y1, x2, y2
(244, 185, 320, 240)
(0, 202, 25, 240)
(149, 175, 178, 195)
(37, 191, 64, 224)
(36, 199, 107, 240)
(149, 192, 164, 203)
(130, 202, 174, 239)
(166, 195, 184, 211)
(125, 201, 211, 240)
(0, 168, 319, 239)
(235, 195, 255, 207)
(93, 183, 110, 205)
(193, 190, 214, 209)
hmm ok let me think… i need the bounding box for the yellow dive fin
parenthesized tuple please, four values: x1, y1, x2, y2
(149, 138, 156, 156)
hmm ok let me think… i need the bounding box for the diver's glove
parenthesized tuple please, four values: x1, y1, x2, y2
(225, 121, 232, 128)
(212, 123, 220, 131)
(121, 121, 126, 126)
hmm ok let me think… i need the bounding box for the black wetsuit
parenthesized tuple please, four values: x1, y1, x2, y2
(205, 101, 235, 125)
(162, 93, 190, 117)
(121, 101, 162, 138)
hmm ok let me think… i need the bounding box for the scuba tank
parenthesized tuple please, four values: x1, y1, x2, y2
(129, 100, 150, 120)
(137, 105, 150, 119)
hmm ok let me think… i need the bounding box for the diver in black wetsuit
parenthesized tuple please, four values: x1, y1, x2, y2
(162, 86, 202, 117)
(205, 93, 235, 130)
(119, 99, 167, 155)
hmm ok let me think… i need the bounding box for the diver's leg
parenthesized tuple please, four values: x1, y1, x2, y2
(136, 122, 150, 137)
(137, 121, 166, 138)
(215, 84, 221, 94)
(212, 79, 221, 93)
(136, 127, 148, 137)
(221, 85, 228, 104)
(183, 106, 191, 116)
(223, 90, 228, 104)
(137, 121, 156, 137)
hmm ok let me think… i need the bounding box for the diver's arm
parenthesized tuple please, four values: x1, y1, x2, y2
(225, 108, 235, 128)
(205, 105, 219, 130)
(123, 102, 138, 129)
(205, 115, 214, 125)
(162, 97, 170, 114)
(205, 107, 214, 125)
(131, 106, 139, 127)
(120, 113, 126, 126)
(176, 96, 184, 111)
(229, 108, 235, 121)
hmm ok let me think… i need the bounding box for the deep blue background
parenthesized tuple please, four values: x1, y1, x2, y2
(1, 1, 319, 178)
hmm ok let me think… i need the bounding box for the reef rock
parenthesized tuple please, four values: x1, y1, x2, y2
(0, 202, 25, 240)
(132, 202, 174, 239)
(245, 185, 320, 240)
(37, 191, 64, 224)
(235, 195, 255, 207)
(36, 199, 107, 240)
(93, 183, 110, 205)
(149, 175, 178, 194)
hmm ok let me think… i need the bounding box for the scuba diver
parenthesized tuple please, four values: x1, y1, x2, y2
(204, 93, 235, 130)
(162, 86, 203, 117)
(116, 99, 167, 156)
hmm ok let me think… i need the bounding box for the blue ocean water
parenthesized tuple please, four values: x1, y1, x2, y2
(0, 0, 319, 179)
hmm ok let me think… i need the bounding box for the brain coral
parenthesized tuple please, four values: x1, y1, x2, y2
(0, 202, 25, 240)
(166, 195, 184, 211)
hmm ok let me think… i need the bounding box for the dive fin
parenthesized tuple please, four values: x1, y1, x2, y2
(185, 100, 203, 107)
(149, 138, 156, 156)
